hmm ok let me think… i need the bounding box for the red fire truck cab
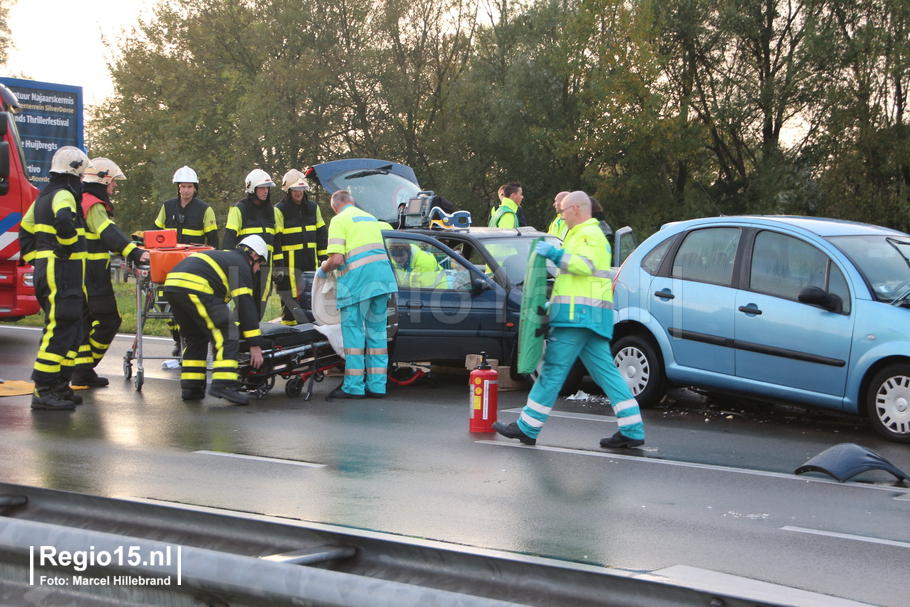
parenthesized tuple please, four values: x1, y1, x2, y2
(0, 84, 40, 321)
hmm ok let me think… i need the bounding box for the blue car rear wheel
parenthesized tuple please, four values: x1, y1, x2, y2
(867, 364, 910, 443)
(612, 334, 665, 409)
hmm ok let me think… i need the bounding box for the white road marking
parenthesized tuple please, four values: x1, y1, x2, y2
(477, 441, 910, 495)
(781, 526, 910, 549)
(194, 450, 325, 468)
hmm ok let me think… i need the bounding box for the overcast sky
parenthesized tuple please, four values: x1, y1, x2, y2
(5, 0, 155, 105)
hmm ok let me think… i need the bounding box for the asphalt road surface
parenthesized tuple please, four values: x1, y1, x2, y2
(1, 323, 908, 606)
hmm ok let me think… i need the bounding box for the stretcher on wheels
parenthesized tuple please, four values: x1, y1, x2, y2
(238, 323, 345, 400)
(123, 240, 345, 398)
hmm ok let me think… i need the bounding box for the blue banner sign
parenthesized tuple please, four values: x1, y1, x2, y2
(0, 78, 84, 186)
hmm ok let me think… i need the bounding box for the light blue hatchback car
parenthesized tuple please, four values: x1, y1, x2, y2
(611, 215, 910, 443)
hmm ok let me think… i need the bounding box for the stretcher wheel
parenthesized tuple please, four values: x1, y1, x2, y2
(123, 350, 133, 379)
(134, 369, 144, 391)
(285, 376, 303, 398)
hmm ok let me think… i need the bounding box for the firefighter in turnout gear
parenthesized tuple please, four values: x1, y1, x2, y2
(163, 235, 266, 406)
(274, 169, 327, 324)
(72, 158, 149, 388)
(18, 146, 90, 410)
(154, 166, 219, 247)
(154, 165, 219, 355)
(222, 169, 283, 320)
(493, 191, 645, 448)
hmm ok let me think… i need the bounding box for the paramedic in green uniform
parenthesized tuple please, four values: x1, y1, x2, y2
(493, 191, 646, 448)
(489, 182, 523, 228)
(546, 191, 570, 240)
(319, 190, 397, 399)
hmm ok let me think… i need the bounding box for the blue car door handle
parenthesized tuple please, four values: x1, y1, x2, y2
(739, 305, 762, 315)
(654, 290, 675, 300)
(406, 301, 424, 309)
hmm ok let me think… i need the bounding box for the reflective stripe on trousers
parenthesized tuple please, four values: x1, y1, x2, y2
(340, 293, 390, 395)
(518, 327, 644, 441)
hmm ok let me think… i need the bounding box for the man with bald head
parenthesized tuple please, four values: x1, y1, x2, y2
(547, 191, 571, 239)
(319, 190, 397, 399)
(494, 191, 646, 449)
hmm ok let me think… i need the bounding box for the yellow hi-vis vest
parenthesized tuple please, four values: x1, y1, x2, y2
(548, 218, 615, 338)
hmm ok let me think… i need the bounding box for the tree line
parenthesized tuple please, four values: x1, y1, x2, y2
(87, 0, 910, 239)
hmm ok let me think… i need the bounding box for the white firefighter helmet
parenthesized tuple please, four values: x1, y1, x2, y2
(172, 166, 198, 184)
(50, 146, 89, 177)
(245, 169, 275, 194)
(281, 169, 310, 192)
(237, 234, 269, 262)
(83, 158, 126, 185)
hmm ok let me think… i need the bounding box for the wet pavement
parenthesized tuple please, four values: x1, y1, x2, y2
(1, 324, 909, 606)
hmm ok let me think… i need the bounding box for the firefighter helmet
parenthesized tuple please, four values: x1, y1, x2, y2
(281, 169, 310, 192)
(83, 158, 126, 185)
(172, 166, 198, 184)
(237, 234, 269, 262)
(245, 169, 275, 193)
(50, 146, 89, 177)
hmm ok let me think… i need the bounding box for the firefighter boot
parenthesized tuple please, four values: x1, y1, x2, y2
(31, 384, 76, 411)
(207, 383, 249, 406)
(71, 366, 110, 387)
(54, 379, 83, 405)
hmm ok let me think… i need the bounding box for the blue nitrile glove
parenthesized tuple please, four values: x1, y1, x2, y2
(316, 267, 328, 279)
(535, 241, 564, 265)
(535, 241, 555, 258)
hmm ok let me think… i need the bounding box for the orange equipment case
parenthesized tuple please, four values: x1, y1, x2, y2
(148, 245, 214, 283)
(143, 229, 178, 249)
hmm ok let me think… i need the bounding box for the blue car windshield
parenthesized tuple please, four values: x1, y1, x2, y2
(828, 235, 910, 301)
(481, 236, 564, 284)
(325, 169, 421, 222)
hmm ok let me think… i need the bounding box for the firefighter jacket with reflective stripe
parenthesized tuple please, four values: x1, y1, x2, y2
(489, 198, 519, 228)
(155, 197, 219, 247)
(548, 218, 615, 338)
(19, 176, 86, 263)
(326, 205, 396, 308)
(222, 196, 282, 256)
(162, 249, 264, 347)
(82, 187, 143, 294)
(275, 194, 327, 276)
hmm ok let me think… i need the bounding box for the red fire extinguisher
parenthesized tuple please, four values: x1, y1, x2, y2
(469, 352, 498, 432)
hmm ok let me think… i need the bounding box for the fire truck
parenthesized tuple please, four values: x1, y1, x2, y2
(0, 83, 40, 320)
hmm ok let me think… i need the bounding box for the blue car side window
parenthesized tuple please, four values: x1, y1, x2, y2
(671, 228, 740, 286)
(641, 238, 672, 275)
(750, 231, 851, 313)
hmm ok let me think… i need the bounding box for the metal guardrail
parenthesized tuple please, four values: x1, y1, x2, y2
(0, 482, 797, 607)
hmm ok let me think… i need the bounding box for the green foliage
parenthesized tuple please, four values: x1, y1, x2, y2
(89, 0, 910, 242)
(0, 0, 12, 67)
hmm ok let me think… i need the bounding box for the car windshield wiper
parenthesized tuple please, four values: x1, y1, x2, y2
(886, 238, 910, 304)
(345, 165, 393, 180)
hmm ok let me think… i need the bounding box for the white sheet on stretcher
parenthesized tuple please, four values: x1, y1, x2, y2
(314, 324, 345, 359)
(311, 274, 341, 326)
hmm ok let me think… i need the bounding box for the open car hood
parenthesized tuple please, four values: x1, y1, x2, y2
(307, 159, 421, 224)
